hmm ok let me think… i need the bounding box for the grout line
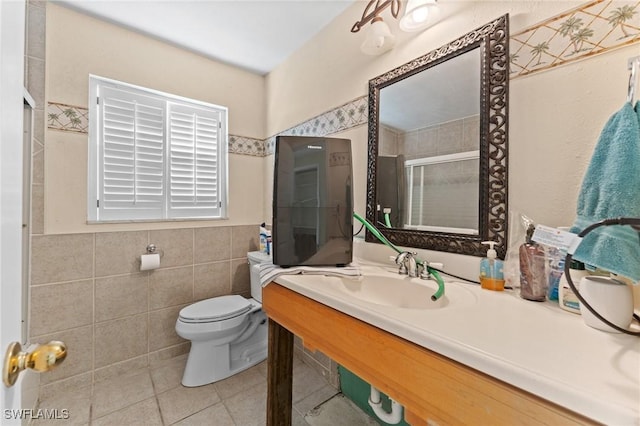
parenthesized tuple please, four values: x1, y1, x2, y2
(29, 277, 94, 288)
(147, 230, 151, 360)
(192, 227, 195, 303)
(91, 232, 96, 395)
(88, 403, 94, 426)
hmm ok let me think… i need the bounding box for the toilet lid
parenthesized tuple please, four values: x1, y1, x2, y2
(179, 295, 252, 323)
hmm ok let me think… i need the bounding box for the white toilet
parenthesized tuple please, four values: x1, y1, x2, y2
(176, 251, 271, 387)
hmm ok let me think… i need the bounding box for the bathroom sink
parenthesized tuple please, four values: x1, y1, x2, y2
(329, 273, 476, 310)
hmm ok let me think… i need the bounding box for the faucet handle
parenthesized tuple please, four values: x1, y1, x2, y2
(395, 251, 416, 261)
(395, 251, 417, 275)
(419, 263, 431, 280)
(395, 252, 408, 274)
(398, 264, 408, 275)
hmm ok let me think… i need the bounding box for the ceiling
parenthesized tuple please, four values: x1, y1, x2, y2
(380, 47, 480, 131)
(54, 0, 355, 75)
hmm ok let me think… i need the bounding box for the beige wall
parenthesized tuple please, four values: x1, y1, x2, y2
(266, 1, 631, 231)
(45, 4, 266, 234)
(46, 0, 621, 239)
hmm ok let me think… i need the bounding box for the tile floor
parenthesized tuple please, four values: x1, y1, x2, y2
(33, 354, 377, 425)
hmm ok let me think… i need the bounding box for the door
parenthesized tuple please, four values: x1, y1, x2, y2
(1, 0, 26, 421)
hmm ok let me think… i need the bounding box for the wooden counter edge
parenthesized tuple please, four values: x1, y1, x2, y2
(263, 283, 597, 426)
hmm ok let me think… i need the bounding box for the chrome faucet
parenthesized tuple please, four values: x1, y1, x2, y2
(395, 251, 418, 277)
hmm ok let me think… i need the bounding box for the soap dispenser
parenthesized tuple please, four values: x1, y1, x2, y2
(480, 241, 505, 291)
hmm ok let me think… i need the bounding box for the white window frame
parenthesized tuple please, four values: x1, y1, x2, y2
(404, 150, 479, 232)
(87, 75, 228, 222)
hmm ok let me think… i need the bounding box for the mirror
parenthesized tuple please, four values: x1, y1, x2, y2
(365, 14, 509, 258)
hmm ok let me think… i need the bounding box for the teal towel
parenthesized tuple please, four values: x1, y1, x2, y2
(571, 102, 640, 282)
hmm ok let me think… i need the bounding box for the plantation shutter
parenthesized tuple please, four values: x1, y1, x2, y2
(98, 85, 165, 220)
(88, 75, 228, 222)
(167, 103, 222, 218)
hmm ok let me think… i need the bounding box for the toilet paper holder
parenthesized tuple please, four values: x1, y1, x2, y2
(139, 244, 164, 271)
(145, 244, 164, 257)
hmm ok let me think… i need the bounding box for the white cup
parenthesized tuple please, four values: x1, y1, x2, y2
(579, 276, 634, 333)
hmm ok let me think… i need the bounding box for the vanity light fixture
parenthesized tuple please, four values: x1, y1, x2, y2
(399, 0, 438, 32)
(351, 0, 400, 55)
(361, 16, 397, 55)
(351, 0, 439, 55)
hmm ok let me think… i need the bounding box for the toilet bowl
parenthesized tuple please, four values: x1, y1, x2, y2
(176, 251, 271, 387)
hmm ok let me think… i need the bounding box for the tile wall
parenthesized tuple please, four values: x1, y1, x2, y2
(379, 116, 480, 229)
(294, 342, 340, 389)
(30, 226, 260, 398)
(379, 115, 480, 159)
(25, 0, 45, 236)
(400, 115, 480, 160)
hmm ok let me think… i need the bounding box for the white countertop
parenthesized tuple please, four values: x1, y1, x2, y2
(272, 261, 640, 425)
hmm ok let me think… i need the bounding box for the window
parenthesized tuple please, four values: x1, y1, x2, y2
(404, 150, 479, 234)
(87, 75, 228, 222)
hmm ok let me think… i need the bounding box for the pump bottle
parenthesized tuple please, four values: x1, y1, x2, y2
(558, 260, 588, 313)
(480, 241, 505, 291)
(519, 224, 547, 301)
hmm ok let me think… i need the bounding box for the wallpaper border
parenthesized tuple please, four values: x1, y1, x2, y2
(510, 0, 640, 79)
(46, 96, 368, 157)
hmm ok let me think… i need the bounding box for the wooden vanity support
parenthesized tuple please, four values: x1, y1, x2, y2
(263, 283, 596, 426)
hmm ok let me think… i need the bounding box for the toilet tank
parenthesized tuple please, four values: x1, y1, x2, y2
(247, 251, 272, 302)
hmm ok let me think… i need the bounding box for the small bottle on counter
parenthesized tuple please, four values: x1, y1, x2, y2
(265, 229, 272, 255)
(259, 223, 268, 253)
(558, 260, 588, 314)
(480, 241, 505, 291)
(519, 224, 547, 301)
(547, 247, 564, 302)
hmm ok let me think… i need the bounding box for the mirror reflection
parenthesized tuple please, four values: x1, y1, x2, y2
(365, 14, 509, 258)
(377, 48, 481, 234)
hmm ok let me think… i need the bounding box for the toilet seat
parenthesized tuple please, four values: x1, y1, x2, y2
(179, 295, 251, 324)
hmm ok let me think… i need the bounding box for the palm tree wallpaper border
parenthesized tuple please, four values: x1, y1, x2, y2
(47, 102, 89, 134)
(511, 0, 640, 79)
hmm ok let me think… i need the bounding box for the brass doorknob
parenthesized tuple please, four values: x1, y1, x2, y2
(3, 341, 67, 387)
